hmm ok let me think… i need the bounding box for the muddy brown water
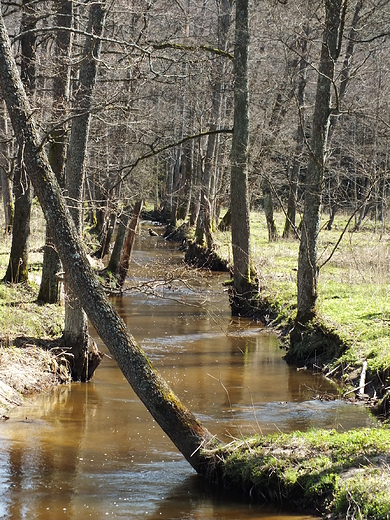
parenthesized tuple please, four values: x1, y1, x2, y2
(0, 228, 376, 519)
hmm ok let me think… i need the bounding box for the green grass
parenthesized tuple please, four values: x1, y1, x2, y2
(215, 427, 390, 519)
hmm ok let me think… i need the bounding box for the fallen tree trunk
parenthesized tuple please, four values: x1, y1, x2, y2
(0, 11, 218, 474)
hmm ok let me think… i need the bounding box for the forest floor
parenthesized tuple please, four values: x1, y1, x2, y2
(1, 204, 390, 518)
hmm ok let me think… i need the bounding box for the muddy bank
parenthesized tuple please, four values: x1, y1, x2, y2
(280, 321, 390, 420)
(0, 342, 70, 419)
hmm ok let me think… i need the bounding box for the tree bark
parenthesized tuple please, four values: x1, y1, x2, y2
(38, 0, 73, 303)
(105, 207, 131, 276)
(294, 0, 345, 329)
(117, 200, 143, 290)
(3, 0, 36, 284)
(230, 0, 255, 314)
(0, 100, 13, 234)
(3, 157, 32, 283)
(0, 11, 217, 474)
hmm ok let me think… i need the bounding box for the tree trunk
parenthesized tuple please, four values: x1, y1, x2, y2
(3, 159, 32, 283)
(117, 200, 143, 290)
(283, 27, 308, 240)
(262, 176, 278, 242)
(105, 207, 130, 276)
(195, 130, 215, 249)
(0, 14, 217, 471)
(0, 100, 13, 234)
(230, 0, 255, 314)
(63, 0, 106, 381)
(3, 0, 36, 284)
(38, 0, 73, 303)
(93, 212, 116, 259)
(293, 0, 345, 330)
(196, 0, 231, 250)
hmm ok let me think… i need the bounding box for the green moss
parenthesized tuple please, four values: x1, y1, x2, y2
(214, 427, 390, 518)
(334, 470, 390, 519)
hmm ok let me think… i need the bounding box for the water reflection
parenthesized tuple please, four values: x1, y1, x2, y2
(0, 228, 375, 519)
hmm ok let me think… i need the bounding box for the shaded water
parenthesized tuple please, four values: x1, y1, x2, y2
(0, 228, 375, 519)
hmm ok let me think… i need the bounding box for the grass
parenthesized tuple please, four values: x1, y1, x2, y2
(213, 427, 390, 519)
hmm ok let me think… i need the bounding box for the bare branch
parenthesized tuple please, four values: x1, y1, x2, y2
(152, 42, 234, 60)
(110, 128, 233, 191)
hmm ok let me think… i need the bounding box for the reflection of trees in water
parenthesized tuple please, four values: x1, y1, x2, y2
(4, 383, 100, 518)
(285, 365, 343, 432)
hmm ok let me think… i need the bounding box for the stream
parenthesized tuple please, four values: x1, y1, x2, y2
(0, 226, 376, 519)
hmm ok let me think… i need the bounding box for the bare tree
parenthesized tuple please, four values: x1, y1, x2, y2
(3, 0, 36, 284)
(38, 0, 73, 303)
(292, 0, 346, 334)
(62, 0, 106, 381)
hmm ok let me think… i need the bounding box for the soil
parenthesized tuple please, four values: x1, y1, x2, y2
(0, 340, 71, 419)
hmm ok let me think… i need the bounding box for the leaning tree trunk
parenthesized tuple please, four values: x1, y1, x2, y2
(38, 0, 73, 303)
(293, 0, 345, 333)
(0, 13, 218, 473)
(3, 0, 36, 284)
(63, 0, 106, 381)
(230, 0, 256, 315)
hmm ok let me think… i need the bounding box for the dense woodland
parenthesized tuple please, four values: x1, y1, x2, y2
(1, 0, 390, 373)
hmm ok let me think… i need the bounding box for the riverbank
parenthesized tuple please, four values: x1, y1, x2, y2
(0, 281, 69, 418)
(180, 209, 390, 518)
(208, 427, 390, 519)
(0, 206, 69, 418)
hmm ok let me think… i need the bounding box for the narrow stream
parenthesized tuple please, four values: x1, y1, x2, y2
(0, 227, 376, 519)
